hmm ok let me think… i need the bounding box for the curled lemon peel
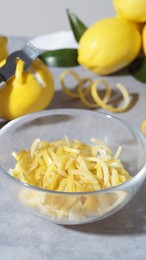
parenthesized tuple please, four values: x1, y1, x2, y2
(80, 78, 93, 96)
(60, 70, 130, 113)
(15, 59, 45, 87)
(60, 70, 100, 101)
(91, 81, 130, 113)
(77, 78, 97, 108)
(141, 120, 146, 137)
(60, 69, 81, 98)
(10, 137, 130, 221)
(15, 59, 25, 83)
(78, 79, 112, 108)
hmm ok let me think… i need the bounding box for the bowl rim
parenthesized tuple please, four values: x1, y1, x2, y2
(0, 108, 146, 196)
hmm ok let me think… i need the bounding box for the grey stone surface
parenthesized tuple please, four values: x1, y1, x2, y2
(0, 37, 146, 260)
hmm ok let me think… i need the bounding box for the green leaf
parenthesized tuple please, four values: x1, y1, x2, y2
(129, 57, 146, 83)
(39, 49, 79, 67)
(66, 9, 87, 42)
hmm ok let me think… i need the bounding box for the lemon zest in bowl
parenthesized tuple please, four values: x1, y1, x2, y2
(10, 137, 131, 222)
(10, 137, 131, 191)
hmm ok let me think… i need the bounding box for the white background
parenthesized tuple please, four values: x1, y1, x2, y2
(0, 0, 115, 37)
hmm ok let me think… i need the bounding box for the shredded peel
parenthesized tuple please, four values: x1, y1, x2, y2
(10, 137, 130, 222)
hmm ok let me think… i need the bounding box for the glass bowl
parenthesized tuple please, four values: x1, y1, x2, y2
(0, 109, 146, 225)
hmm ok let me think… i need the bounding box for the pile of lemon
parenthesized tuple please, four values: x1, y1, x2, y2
(78, 0, 146, 75)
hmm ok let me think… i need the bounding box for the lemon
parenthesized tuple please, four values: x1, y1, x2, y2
(113, 0, 146, 23)
(0, 36, 8, 61)
(78, 17, 141, 75)
(142, 24, 146, 55)
(0, 58, 54, 120)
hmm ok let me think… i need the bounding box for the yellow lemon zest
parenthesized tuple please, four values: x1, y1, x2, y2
(60, 70, 130, 113)
(15, 59, 25, 83)
(10, 137, 131, 190)
(10, 137, 130, 221)
(60, 69, 81, 98)
(91, 82, 130, 113)
(78, 79, 111, 108)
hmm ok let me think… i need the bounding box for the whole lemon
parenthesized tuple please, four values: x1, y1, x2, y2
(142, 24, 146, 55)
(0, 58, 54, 120)
(0, 36, 8, 61)
(78, 17, 141, 75)
(113, 0, 146, 23)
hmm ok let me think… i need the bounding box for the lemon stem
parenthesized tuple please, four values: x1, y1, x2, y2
(15, 59, 25, 83)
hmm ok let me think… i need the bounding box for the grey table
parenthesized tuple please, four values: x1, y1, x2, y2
(0, 37, 146, 260)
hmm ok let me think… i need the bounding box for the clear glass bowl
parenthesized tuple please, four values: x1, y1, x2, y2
(0, 109, 146, 225)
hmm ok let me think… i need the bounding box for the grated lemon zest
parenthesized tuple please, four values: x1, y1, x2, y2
(10, 137, 131, 221)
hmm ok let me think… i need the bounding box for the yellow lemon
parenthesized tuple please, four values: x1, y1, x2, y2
(78, 17, 141, 75)
(0, 58, 54, 120)
(113, 0, 146, 23)
(0, 36, 8, 61)
(142, 24, 146, 55)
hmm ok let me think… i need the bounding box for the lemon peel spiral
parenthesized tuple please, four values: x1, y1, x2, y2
(60, 70, 130, 113)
